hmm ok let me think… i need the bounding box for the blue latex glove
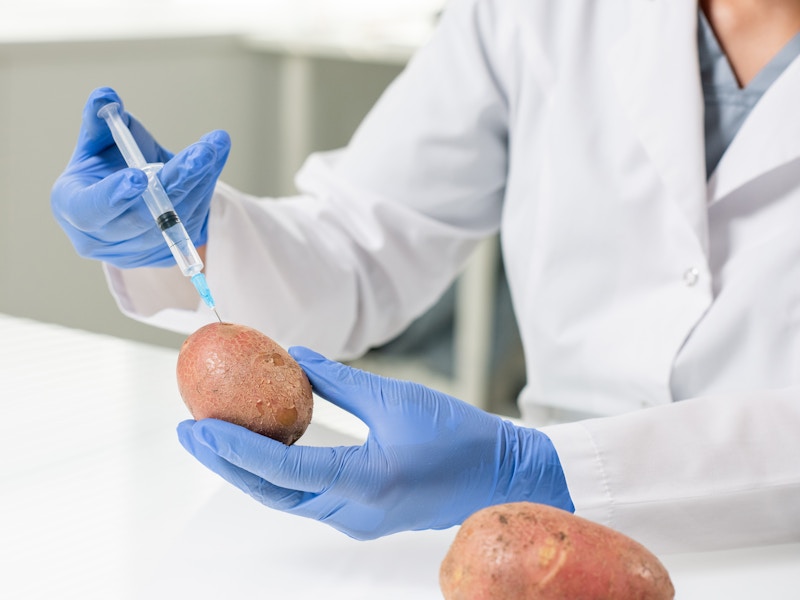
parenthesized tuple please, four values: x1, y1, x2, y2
(177, 346, 574, 540)
(51, 87, 231, 268)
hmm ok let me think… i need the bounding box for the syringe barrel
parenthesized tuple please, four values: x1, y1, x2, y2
(140, 166, 203, 277)
(140, 164, 176, 219)
(161, 222, 203, 277)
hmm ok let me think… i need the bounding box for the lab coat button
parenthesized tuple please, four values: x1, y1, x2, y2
(683, 267, 700, 287)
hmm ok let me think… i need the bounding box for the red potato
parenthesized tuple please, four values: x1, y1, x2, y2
(176, 322, 313, 445)
(440, 502, 674, 600)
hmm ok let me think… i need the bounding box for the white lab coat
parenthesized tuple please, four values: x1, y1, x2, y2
(106, 0, 800, 553)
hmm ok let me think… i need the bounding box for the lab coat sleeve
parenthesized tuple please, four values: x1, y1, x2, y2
(103, 0, 509, 357)
(541, 386, 800, 554)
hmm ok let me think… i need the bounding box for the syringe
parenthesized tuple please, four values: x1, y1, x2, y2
(97, 102, 221, 322)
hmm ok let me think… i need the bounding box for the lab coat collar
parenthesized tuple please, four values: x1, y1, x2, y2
(709, 53, 800, 203)
(609, 0, 708, 251)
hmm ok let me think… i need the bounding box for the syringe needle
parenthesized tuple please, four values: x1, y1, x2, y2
(212, 307, 223, 323)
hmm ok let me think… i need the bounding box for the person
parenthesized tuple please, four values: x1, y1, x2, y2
(51, 0, 800, 554)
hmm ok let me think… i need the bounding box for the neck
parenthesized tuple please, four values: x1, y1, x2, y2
(700, 0, 800, 86)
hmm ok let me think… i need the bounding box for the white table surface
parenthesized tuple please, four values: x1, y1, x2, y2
(1, 314, 798, 599)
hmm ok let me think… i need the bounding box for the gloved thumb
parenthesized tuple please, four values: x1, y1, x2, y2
(71, 87, 126, 161)
(288, 346, 386, 429)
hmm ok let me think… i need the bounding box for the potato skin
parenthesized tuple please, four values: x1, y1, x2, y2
(176, 322, 313, 445)
(440, 502, 674, 600)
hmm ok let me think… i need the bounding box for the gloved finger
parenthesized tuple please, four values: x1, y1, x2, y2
(159, 142, 216, 195)
(177, 420, 314, 511)
(288, 346, 395, 429)
(189, 418, 359, 494)
(52, 167, 149, 232)
(84, 225, 176, 267)
(158, 131, 230, 202)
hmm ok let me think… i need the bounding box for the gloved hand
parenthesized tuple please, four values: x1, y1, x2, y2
(177, 346, 574, 540)
(51, 86, 231, 268)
